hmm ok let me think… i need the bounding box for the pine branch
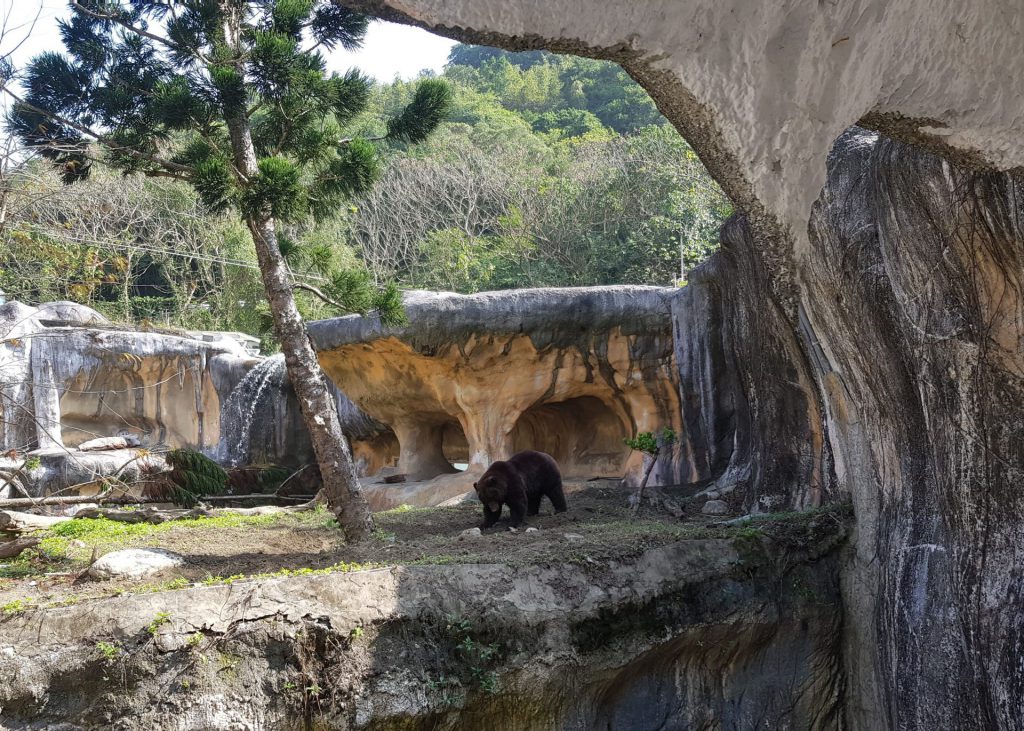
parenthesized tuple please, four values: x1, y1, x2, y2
(68, 1, 212, 65)
(0, 85, 193, 178)
(294, 280, 346, 309)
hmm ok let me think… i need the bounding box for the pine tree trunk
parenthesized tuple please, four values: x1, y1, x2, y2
(214, 7, 372, 539)
(245, 217, 373, 541)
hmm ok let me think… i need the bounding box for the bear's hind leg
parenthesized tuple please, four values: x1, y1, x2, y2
(547, 479, 568, 513)
(527, 492, 542, 516)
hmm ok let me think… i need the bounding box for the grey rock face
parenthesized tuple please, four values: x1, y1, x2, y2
(0, 536, 845, 730)
(678, 130, 1024, 728)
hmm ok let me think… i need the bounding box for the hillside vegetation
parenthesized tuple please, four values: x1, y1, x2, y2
(0, 44, 729, 344)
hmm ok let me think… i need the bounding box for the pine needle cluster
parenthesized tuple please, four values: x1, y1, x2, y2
(162, 448, 228, 508)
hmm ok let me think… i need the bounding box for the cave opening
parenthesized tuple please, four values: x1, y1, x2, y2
(441, 420, 470, 472)
(510, 396, 629, 478)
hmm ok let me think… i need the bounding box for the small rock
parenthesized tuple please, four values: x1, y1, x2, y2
(701, 499, 729, 516)
(507, 526, 518, 533)
(88, 548, 184, 580)
(703, 490, 721, 500)
(563, 533, 584, 541)
(458, 527, 481, 540)
(662, 498, 684, 518)
(524, 527, 539, 533)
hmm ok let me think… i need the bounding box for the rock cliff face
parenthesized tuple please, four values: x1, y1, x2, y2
(0, 302, 255, 456)
(310, 287, 681, 488)
(803, 131, 1024, 729)
(664, 131, 1024, 728)
(327, 2, 1024, 727)
(0, 306, 388, 497)
(0, 529, 846, 730)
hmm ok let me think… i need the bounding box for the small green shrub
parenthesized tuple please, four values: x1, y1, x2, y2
(1, 598, 32, 614)
(147, 611, 172, 635)
(95, 641, 121, 662)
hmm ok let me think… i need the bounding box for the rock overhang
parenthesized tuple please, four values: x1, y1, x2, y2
(308, 285, 677, 353)
(310, 287, 683, 491)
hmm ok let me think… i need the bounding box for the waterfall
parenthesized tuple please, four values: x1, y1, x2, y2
(218, 353, 288, 467)
(218, 353, 388, 468)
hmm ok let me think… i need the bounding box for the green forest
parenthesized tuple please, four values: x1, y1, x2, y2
(0, 43, 730, 343)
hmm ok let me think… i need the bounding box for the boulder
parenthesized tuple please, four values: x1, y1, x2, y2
(88, 549, 184, 580)
(33, 301, 108, 326)
(701, 500, 729, 516)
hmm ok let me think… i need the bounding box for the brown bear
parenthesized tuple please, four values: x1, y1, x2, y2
(473, 450, 568, 529)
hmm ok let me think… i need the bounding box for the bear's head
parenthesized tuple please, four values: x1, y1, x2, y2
(473, 472, 506, 513)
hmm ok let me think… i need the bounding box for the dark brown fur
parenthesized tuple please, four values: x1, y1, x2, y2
(473, 450, 567, 529)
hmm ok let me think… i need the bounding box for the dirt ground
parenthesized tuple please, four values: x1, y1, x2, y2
(0, 480, 745, 612)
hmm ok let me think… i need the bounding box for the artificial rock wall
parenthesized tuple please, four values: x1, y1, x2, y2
(311, 287, 682, 485)
(331, 1, 1024, 727)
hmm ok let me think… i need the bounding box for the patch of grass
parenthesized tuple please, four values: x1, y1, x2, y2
(1, 597, 32, 614)
(3, 511, 327, 582)
(407, 554, 464, 566)
(0, 559, 45, 580)
(46, 593, 84, 608)
(200, 559, 379, 588)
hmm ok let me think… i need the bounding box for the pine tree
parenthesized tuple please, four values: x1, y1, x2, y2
(3, 0, 451, 541)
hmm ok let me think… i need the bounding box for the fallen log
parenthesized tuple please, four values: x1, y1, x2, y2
(0, 492, 309, 510)
(0, 511, 70, 531)
(0, 537, 40, 559)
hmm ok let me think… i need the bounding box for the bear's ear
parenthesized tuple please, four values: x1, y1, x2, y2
(472, 482, 478, 490)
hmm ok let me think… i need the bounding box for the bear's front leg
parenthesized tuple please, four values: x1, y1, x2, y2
(481, 504, 502, 529)
(507, 493, 528, 528)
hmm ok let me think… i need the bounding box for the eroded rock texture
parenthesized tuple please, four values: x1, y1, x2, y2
(0, 306, 388, 497)
(804, 131, 1024, 729)
(0, 528, 846, 730)
(310, 288, 681, 492)
(671, 230, 835, 513)
(679, 130, 1024, 728)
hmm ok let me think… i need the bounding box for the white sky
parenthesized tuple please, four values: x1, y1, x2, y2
(1, 1, 456, 81)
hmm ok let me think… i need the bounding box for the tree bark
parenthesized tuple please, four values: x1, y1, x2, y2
(214, 2, 372, 540)
(630, 452, 659, 515)
(246, 216, 373, 541)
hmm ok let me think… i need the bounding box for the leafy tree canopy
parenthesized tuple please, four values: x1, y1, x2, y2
(7, 0, 451, 325)
(444, 44, 664, 134)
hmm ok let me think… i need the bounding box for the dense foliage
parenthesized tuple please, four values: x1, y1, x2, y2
(0, 40, 730, 342)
